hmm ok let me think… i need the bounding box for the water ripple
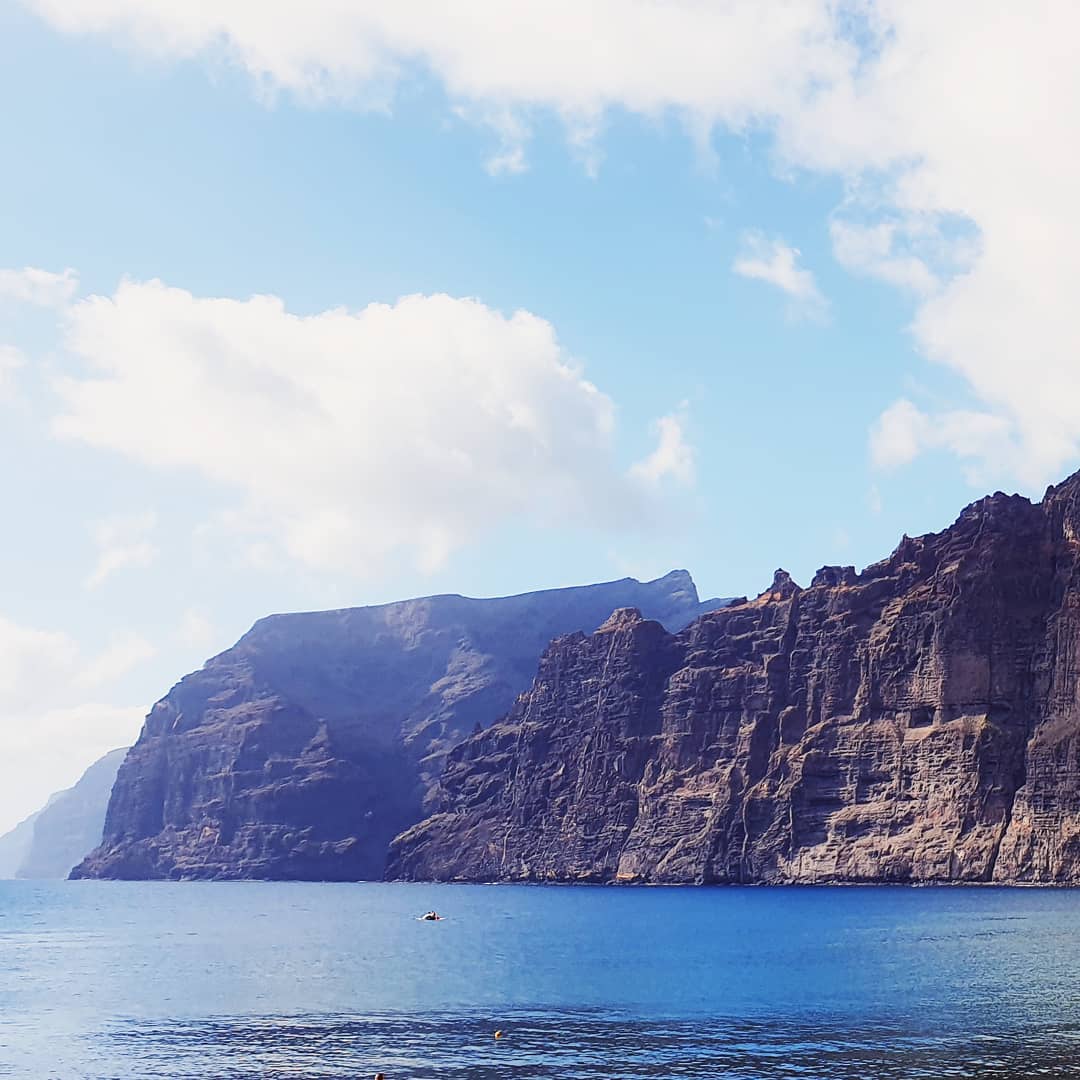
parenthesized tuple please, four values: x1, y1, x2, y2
(88, 1012, 1080, 1079)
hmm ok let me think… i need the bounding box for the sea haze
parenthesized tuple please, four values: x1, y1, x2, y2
(2, 882, 1080, 1077)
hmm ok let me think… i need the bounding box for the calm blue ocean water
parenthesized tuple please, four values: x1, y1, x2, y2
(2, 882, 1080, 1078)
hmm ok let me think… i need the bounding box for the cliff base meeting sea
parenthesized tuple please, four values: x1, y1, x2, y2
(3, 882, 1080, 1078)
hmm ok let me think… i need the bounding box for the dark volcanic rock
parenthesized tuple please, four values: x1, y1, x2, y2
(72, 572, 724, 881)
(390, 477, 1080, 884)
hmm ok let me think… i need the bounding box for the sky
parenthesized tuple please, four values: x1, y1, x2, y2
(2, 0, 1080, 833)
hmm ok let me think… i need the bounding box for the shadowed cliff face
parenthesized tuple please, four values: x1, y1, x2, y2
(390, 477, 1080, 884)
(72, 571, 724, 881)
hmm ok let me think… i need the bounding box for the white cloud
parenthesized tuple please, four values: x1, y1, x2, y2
(0, 266, 79, 308)
(468, 106, 531, 177)
(780, 4, 1080, 485)
(0, 617, 81, 714)
(630, 413, 695, 487)
(0, 614, 151, 833)
(0, 703, 142, 839)
(0, 345, 25, 403)
(27, 1, 1080, 486)
(51, 281, 685, 576)
(85, 511, 159, 589)
(870, 398, 1012, 481)
(0, 616, 154, 711)
(24, 2, 850, 123)
(733, 233, 828, 321)
(870, 400, 926, 470)
(829, 220, 939, 296)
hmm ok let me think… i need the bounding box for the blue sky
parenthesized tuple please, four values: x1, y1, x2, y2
(2, 1, 1077, 831)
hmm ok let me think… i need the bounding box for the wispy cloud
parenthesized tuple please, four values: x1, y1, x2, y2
(85, 511, 159, 589)
(733, 233, 828, 321)
(630, 412, 695, 487)
(0, 613, 152, 832)
(829, 220, 939, 296)
(870, 399, 1012, 484)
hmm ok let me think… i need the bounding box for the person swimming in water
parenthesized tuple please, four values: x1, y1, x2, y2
(421, 910, 442, 921)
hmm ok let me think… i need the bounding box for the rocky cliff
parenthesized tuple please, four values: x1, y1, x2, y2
(0, 809, 44, 879)
(72, 572, 724, 880)
(390, 474, 1080, 884)
(16, 749, 127, 879)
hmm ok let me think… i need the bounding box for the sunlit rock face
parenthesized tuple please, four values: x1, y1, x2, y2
(391, 473, 1080, 884)
(72, 572, 725, 881)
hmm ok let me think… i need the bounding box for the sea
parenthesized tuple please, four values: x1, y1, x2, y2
(3, 881, 1080, 1078)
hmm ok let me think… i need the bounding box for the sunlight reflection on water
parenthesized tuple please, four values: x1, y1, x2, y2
(4, 881, 1080, 1077)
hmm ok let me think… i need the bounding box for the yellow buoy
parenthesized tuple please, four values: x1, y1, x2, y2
(494, 1030, 503, 1039)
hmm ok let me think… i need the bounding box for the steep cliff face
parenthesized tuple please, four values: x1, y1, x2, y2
(0, 809, 43, 879)
(391, 477, 1080, 884)
(72, 572, 724, 880)
(15, 749, 127, 879)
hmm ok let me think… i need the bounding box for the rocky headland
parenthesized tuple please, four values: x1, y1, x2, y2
(75, 470, 1080, 886)
(16, 749, 127, 879)
(0, 749, 127, 880)
(390, 473, 1080, 884)
(72, 572, 723, 880)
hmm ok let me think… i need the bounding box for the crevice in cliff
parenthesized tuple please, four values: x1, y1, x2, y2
(738, 590, 802, 883)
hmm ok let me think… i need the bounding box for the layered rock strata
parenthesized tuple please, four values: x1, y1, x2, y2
(391, 476, 1080, 884)
(72, 572, 724, 880)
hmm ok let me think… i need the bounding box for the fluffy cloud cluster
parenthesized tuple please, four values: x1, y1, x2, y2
(0, 615, 151, 833)
(26, 2, 846, 119)
(0, 266, 79, 308)
(53, 282, 688, 575)
(29, 0, 1080, 487)
(870, 400, 1011, 482)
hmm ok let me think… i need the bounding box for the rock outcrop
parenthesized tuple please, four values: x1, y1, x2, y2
(389, 474, 1080, 884)
(72, 572, 725, 880)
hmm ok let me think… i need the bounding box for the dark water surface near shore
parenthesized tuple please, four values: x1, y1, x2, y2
(3, 882, 1080, 1077)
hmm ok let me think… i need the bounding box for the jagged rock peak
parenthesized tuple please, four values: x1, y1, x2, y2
(956, 489, 1033, 523)
(656, 565, 699, 600)
(811, 565, 858, 588)
(758, 568, 800, 601)
(1041, 473, 1080, 543)
(597, 607, 647, 632)
(1042, 466, 1080, 502)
